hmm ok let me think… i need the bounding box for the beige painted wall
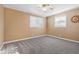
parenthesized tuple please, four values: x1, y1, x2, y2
(4, 7, 79, 42)
(47, 8, 79, 41)
(0, 5, 4, 48)
(4, 8, 46, 42)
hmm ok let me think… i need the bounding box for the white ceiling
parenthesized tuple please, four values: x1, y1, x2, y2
(3, 4, 79, 17)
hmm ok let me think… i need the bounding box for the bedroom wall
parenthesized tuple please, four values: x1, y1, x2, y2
(47, 8, 79, 41)
(4, 8, 46, 42)
(0, 5, 4, 48)
(4, 7, 79, 42)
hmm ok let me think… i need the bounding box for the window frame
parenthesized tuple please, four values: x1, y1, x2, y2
(29, 16, 43, 28)
(54, 15, 67, 28)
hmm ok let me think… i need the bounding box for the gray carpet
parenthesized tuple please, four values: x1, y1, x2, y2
(1, 36, 79, 54)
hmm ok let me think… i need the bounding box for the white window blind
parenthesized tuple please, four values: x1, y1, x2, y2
(55, 16, 66, 27)
(30, 16, 43, 28)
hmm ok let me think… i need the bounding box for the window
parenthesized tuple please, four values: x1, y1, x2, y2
(30, 16, 43, 28)
(55, 16, 66, 27)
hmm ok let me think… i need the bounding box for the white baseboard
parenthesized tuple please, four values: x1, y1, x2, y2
(4, 35, 47, 44)
(0, 43, 4, 50)
(47, 35, 79, 44)
(3, 34, 79, 45)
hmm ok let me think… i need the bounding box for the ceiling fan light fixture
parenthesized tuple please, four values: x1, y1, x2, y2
(42, 8, 47, 11)
(37, 4, 53, 12)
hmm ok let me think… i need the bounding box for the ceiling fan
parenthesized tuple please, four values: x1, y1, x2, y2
(37, 4, 53, 11)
